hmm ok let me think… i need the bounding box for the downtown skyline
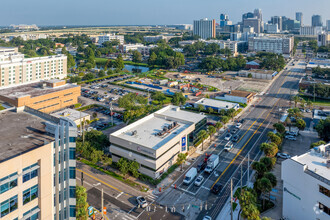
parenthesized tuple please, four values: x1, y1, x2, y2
(1, 0, 329, 26)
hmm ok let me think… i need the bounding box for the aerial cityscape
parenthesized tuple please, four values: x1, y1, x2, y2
(0, 1, 329, 220)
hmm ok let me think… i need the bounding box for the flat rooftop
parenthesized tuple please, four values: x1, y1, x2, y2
(0, 109, 54, 162)
(111, 105, 205, 150)
(0, 81, 78, 100)
(293, 148, 330, 181)
(51, 108, 89, 122)
(196, 98, 239, 109)
(226, 90, 254, 98)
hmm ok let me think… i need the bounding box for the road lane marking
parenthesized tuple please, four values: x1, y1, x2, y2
(77, 168, 122, 193)
(116, 192, 124, 199)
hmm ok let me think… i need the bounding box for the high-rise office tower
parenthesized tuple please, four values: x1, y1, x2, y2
(271, 16, 283, 31)
(327, 20, 330, 31)
(312, 15, 323, 27)
(296, 12, 303, 26)
(220, 14, 229, 27)
(254, 9, 262, 21)
(242, 12, 254, 21)
(243, 18, 261, 33)
(193, 18, 216, 39)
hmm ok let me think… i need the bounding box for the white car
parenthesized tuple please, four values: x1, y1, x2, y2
(285, 135, 296, 141)
(136, 196, 148, 208)
(235, 123, 242, 128)
(277, 153, 291, 159)
(224, 141, 233, 152)
(224, 133, 232, 141)
(194, 175, 204, 187)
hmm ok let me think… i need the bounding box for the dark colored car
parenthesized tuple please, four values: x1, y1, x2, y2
(240, 119, 245, 124)
(211, 182, 222, 194)
(197, 161, 207, 172)
(232, 135, 240, 142)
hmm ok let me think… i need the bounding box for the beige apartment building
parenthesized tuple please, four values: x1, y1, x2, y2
(0, 107, 77, 220)
(0, 47, 67, 89)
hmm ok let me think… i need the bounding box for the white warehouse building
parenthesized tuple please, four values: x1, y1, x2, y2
(109, 106, 206, 179)
(282, 144, 330, 220)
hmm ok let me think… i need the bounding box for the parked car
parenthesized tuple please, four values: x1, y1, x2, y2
(197, 161, 207, 172)
(285, 135, 296, 140)
(211, 182, 222, 194)
(136, 196, 148, 208)
(235, 123, 242, 128)
(224, 133, 232, 141)
(232, 134, 240, 142)
(231, 128, 238, 134)
(194, 175, 204, 187)
(285, 131, 298, 136)
(240, 119, 245, 124)
(276, 153, 291, 159)
(224, 141, 233, 152)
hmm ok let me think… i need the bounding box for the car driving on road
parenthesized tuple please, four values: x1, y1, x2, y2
(232, 134, 240, 142)
(224, 133, 232, 141)
(194, 175, 204, 187)
(211, 182, 222, 194)
(136, 196, 148, 208)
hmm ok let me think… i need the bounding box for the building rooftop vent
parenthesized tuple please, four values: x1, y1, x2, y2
(131, 130, 137, 136)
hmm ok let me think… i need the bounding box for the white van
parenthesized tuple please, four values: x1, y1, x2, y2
(183, 167, 197, 185)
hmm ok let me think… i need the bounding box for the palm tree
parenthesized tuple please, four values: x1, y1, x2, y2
(239, 189, 259, 220)
(208, 126, 216, 140)
(215, 121, 223, 131)
(176, 153, 187, 171)
(292, 96, 301, 108)
(197, 130, 209, 151)
(306, 99, 313, 110)
(300, 99, 306, 110)
(254, 177, 272, 209)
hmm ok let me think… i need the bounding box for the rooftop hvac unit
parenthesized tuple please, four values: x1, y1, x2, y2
(163, 127, 168, 132)
(131, 130, 137, 136)
(173, 121, 178, 127)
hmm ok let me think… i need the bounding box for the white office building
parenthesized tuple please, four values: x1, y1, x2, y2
(300, 26, 323, 36)
(264, 23, 279, 33)
(98, 34, 124, 45)
(248, 35, 294, 54)
(0, 48, 67, 89)
(193, 18, 216, 39)
(194, 98, 240, 112)
(109, 106, 206, 179)
(282, 144, 330, 220)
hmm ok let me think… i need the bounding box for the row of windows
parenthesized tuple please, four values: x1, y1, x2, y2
(0, 195, 17, 218)
(64, 99, 73, 103)
(23, 206, 39, 220)
(319, 202, 330, 216)
(319, 185, 330, 197)
(53, 186, 76, 204)
(23, 185, 38, 205)
(33, 96, 59, 105)
(53, 168, 76, 186)
(23, 163, 39, 183)
(54, 205, 76, 219)
(37, 102, 59, 111)
(0, 172, 18, 194)
(53, 148, 76, 165)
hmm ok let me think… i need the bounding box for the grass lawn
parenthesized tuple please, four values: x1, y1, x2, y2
(300, 95, 330, 107)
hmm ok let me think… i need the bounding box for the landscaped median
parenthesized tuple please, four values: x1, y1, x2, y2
(78, 157, 149, 192)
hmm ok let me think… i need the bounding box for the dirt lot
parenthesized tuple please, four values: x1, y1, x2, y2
(165, 72, 271, 93)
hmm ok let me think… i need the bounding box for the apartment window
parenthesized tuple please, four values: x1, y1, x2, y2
(69, 167, 76, 179)
(69, 205, 76, 217)
(23, 185, 38, 205)
(319, 202, 330, 216)
(0, 172, 18, 194)
(22, 163, 39, 183)
(69, 148, 76, 159)
(23, 206, 39, 220)
(69, 186, 76, 198)
(0, 195, 18, 217)
(69, 137, 76, 143)
(319, 185, 330, 197)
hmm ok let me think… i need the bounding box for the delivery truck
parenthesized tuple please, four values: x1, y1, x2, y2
(204, 154, 219, 174)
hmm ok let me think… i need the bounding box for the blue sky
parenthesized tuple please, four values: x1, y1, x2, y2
(1, 0, 329, 26)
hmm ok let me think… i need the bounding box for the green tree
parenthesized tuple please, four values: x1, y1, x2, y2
(226, 108, 236, 122)
(273, 123, 285, 134)
(117, 158, 129, 177)
(76, 185, 89, 220)
(208, 125, 216, 140)
(288, 108, 302, 120)
(132, 50, 142, 63)
(267, 132, 282, 146)
(310, 140, 326, 149)
(315, 117, 330, 141)
(82, 73, 95, 81)
(252, 161, 268, 179)
(98, 70, 105, 77)
(221, 116, 230, 124)
(259, 157, 276, 172)
(70, 75, 82, 83)
(207, 107, 214, 114)
(114, 54, 125, 70)
(215, 121, 223, 131)
(292, 96, 301, 108)
(306, 99, 313, 110)
(254, 177, 272, 209)
(260, 142, 278, 157)
(197, 130, 209, 151)
(197, 104, 204, 112)
(296, 118, 306, 131)
(67, 53, 76, 69)
(151, 91, 167, 103)
(239, 189, 260, 220)
(148, 52, 157, 66)
(176, 153, 187, 171)
(129, 160, 140, 178)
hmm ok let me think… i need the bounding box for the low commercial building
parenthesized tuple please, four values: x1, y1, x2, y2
(238, 69, 278, 80)
(98, 34, 124, 45)
(306, 59, 330, 74)
(143, 35, 176, 43)
(51, 108, 90, 126)
(282, 144, 330, 220)
(245, 60, 261, 69)
(248, 35, 294, 54)
(195, 98, 239, 112)
(0, 107, 77, 220)
(109, 106, 206, 178)
(0, 79, 80, 113)
(218, 90, 255, 104)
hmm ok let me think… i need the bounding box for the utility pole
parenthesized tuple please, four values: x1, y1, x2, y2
(247, 154, 250, 183)
(110, 102, 113, 126)
(81, 172, 84, 186)
(241, 163, 243, 191)
(101, 188, 104, 219)
(230, 178, 233, 220)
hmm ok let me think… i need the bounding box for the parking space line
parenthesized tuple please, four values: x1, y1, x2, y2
(115, 191, 124, 199)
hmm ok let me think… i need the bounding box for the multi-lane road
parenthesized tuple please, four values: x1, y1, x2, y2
(157, 58, 307, 220)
